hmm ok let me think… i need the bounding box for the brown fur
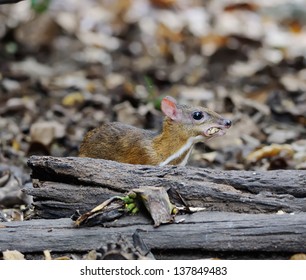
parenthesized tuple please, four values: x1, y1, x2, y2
(79, 119, 193, 165)
(79, 122, 156, 164)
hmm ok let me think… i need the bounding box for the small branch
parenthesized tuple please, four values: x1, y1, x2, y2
(0, 0, 25, 4)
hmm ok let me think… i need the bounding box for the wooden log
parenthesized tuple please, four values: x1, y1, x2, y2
(1, 211, 306, 256)
(25, 156, 306, 219)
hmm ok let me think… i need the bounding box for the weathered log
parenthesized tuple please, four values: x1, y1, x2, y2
(25, 156, 306, 219)
(1, 211, 306, 257)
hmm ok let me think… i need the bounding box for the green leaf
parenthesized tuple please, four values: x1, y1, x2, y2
(31, 0, 51, 13)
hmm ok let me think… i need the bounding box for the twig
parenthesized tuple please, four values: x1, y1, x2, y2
(0, 0, 25, 5)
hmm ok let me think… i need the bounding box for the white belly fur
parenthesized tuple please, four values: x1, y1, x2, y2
(159, 135, 205, 166)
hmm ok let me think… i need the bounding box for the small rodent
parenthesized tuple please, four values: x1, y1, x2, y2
(79, 96, 231, 166)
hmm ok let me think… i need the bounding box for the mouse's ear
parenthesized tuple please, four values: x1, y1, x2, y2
(161, 96, 182, 121)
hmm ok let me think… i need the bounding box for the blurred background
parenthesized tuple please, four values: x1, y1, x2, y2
(0, 0, 305, 178)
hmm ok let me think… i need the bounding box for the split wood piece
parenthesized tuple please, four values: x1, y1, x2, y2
(0, 211, 306, 256)
(25, 156, 306, 219)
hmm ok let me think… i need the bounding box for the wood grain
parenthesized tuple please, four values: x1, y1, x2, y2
(25, 156, 306, 218)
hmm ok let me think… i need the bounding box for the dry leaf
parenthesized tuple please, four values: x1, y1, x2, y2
(224, 3, 258, 12)
(132, 186, 176, 227)
(290, 253, 306, 260)
(150, 0, 176, 8)
(44, 250, 52, 260)
(62, 92, 85, 107)
(15, 13, 60, 49)
(30, 121, 66, 146)
(3, 250, 25, 260)
(83, 250, 97, 260)
(247, 144, 294, 163)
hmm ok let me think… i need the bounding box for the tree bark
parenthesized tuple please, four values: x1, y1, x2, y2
(1, 211, 306, 257)
(25, 156, 306, 219)
(0, 156, 304, 259)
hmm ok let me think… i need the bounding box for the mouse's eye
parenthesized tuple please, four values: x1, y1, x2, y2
(192, 111, 204, 120)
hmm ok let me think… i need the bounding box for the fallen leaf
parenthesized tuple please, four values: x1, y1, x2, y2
(246, 144, 294, 163)
(30, 121, 66, 146)
(62, 92, 85, 107)
(44, 250, 52, 260)
(290, 253, 306, 260)
(3, 250, 25, 260)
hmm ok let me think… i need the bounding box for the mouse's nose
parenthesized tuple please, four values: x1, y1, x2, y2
(223, 119, 232, 128)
